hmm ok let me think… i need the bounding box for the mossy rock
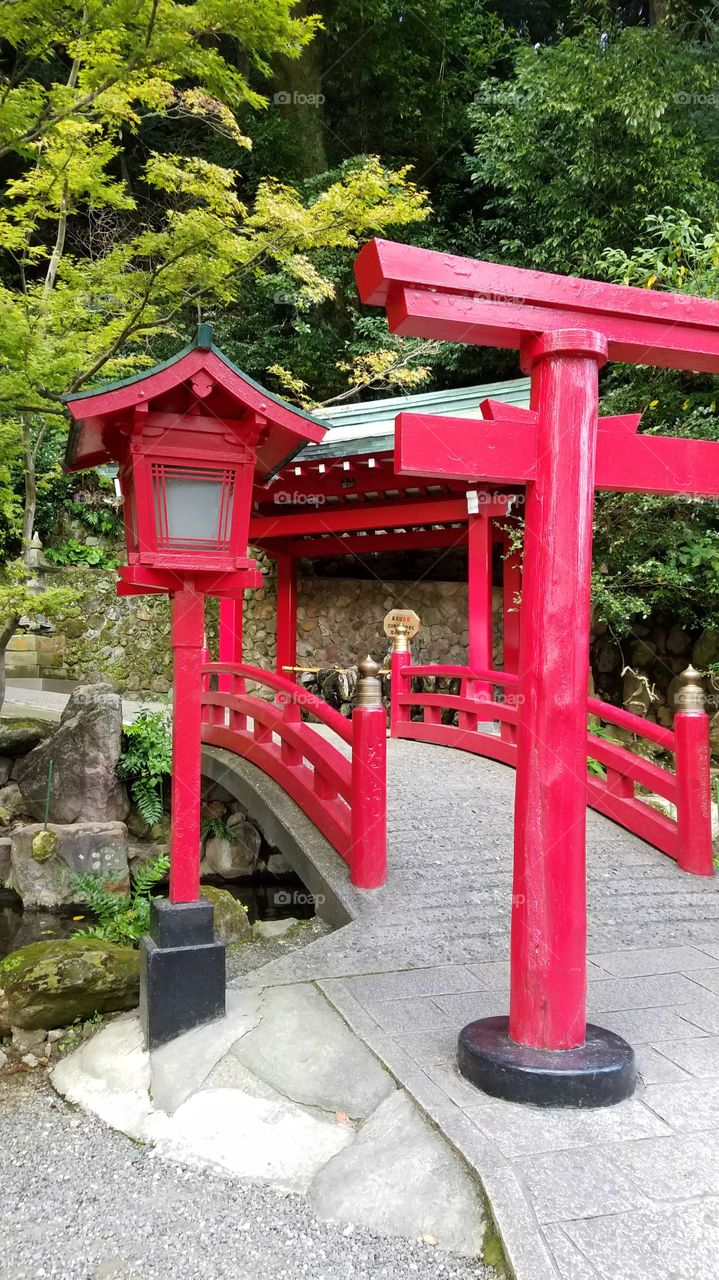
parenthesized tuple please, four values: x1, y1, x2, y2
(0, 937, 139, 1032)
(200, 885, 251, 946)
(0, 720, 51, 758)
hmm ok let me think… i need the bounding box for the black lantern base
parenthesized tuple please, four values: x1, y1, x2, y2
(139, 899, 226, 1050)
(457, 1016, 635, 1108)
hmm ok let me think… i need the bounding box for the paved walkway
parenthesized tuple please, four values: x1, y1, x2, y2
(7, 685, 719, 1278)
(219, 740, 719, 1280)
(3, 683, 160, 723)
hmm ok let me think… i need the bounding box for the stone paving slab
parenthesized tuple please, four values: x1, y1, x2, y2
(652, 1035, 719, 1077)
(563, 1198, 719, 1280)
(632, 1044, 692, 1084)
(640, 1077, 719, 1132)
(586, 972, 709, 1012)
(541, 1226, 601, 1280)
(463, 1097, 670, 1158)
(514, 1148, 650, 1224)
(219, 739, 719, 1280)
(685, 966, 719, 995)
(588, 945, 719, 976)
(607, 1131, 719, 1201)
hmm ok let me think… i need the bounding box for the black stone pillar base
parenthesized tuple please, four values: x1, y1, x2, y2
(458, 1016, 635, 1108)
(140, 899, 226, 1050)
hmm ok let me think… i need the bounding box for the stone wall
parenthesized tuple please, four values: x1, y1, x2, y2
(245, 564, 504, 671)
(8, 561, 715, 745)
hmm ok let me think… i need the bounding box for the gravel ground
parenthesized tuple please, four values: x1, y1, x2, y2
(0, 1075, 496, 1280)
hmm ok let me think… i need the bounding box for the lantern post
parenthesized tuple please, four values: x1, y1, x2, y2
(63, 326, 326, 1048)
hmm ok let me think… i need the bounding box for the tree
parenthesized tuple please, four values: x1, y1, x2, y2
(468, 22, 719, 272)
(0, 0, 430, 702)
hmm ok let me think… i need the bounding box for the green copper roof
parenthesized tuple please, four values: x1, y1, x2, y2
(297, 376, 531, 461)
(63, 324, 331, 437)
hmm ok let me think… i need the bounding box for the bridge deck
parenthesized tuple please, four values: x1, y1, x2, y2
(226, 739, 719, 1280)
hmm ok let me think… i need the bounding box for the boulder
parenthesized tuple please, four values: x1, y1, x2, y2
(0, 782, 28, 824)
(266, 851, 292, 876)
(629, 638, 657, 668)
(0, 938, 139, 1032)
(0, 756, 12, 785)
(253, 917, 299, 942)
(693, 628, 719, 669)
(666, 625, 691, 656)
(0, 720, 50, 758)
(14, 684, 129, 823)
(203, 822, 260, 879)
(9, 821, 129, 909)
(200, 886, 251, 946)
(0, 836, 10, 883)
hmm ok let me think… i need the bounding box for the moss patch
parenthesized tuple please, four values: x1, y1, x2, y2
(31, 829, 58, 862)
(0, 937, 139, 1030)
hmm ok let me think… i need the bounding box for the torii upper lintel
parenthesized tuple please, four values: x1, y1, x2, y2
(355, 237, 719, 374)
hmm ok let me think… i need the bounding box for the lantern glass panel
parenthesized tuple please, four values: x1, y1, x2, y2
(152, 464, 235, 551)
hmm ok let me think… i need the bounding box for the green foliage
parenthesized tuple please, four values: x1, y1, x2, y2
(469, 23, 719, 273)
(45, 539, 118, 569)
(0, 1, 430, 560)
(200, 814, 238, 846)
(117, 709, 172, 825)
(72, 851, 170, 947)
(0, 560, 81, 635)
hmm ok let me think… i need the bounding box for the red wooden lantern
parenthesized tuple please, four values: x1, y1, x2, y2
(64, 323, 326, 597)
(63, 325, 327, 1048)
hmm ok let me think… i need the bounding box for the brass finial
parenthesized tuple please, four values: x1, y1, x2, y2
(354, 655, 383, 707)
(675, 664, 705, 714)
(392, 621, 410, 653)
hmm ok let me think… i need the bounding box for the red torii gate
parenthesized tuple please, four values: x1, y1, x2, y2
(355, 239, 719, 1107)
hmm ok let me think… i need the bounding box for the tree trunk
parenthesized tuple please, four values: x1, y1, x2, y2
(648, 0, 669, 23)
(21, 411, 36, 566)
(274, 1, 327, 178)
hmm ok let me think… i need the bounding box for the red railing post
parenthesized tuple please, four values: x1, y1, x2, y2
(351, 656, 387, 889)
(674, 665, 714, 877)
(390, 623, 412, 735)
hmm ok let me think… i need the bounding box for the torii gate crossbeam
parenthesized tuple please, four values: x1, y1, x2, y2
(355, 239, 719, 1108)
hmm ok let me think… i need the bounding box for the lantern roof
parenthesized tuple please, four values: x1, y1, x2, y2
(63, 324, 328, 482)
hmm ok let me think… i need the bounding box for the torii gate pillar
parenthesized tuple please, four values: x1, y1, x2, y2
(456, 329, 635, 1105)
(355, 237, 719, 1106)
(509, 329, 609, 1054)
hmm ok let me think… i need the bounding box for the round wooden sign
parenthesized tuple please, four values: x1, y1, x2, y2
(383, 608, 421, 640)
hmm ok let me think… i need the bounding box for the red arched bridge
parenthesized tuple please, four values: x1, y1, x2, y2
(201, 651, 714, 889)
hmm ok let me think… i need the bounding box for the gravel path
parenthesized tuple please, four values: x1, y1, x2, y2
(0, 1076, 495, 1280)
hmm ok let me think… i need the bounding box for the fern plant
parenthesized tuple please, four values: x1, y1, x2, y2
(200, 814, 239, 846)
(117, 709, 172, 825)
(72, 851, 170, 947)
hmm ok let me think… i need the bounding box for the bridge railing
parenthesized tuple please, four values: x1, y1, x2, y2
(201, 661, 387, 888)
(391, 652, 713, 876)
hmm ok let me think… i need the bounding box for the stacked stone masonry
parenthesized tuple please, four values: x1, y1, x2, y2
(9, 562, 719, 744)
